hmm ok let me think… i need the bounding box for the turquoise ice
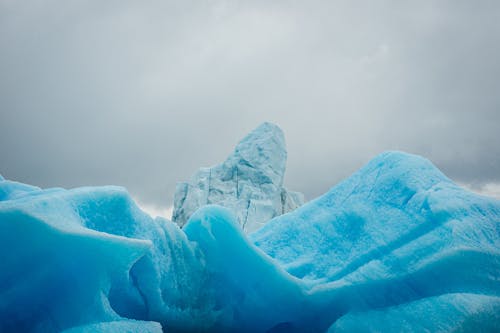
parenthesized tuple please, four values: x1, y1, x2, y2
(0, 151, 498, 332)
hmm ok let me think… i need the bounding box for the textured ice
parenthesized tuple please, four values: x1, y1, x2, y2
(1, 151, 499, 332)
(251, 151, 500, 330)
(328, 293, 500, 333)
(172, 122, 304, 233)
(61, 320, 162, 333)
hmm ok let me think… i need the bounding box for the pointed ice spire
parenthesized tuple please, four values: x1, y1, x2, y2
(227, 122, 287, 187)
(172, 122, 304, 232)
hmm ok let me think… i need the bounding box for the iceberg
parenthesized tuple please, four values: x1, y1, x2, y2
(0, 150, 499, 332)
(251, 151, 500, 331)
(172, 122, 304, 233)
(0, 182, 161, 332)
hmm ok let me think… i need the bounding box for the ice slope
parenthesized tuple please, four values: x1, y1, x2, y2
(61, 320, 162, 333)
(0, 178, 218, 332)
(1, 150, 499, 332)
(0, 182, 153, 332)
(252, 152, 500, 282)
(251, 151, 500, 330)
(172, 122, 304, 233)
(328, 293, 500, 333)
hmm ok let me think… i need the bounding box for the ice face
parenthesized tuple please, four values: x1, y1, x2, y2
(0, 184, 153, 332)
(250, 151, 500, 330)
(251, 151, 500, 283)
(61, 320, 163, 333)
(1, 151, 499, 332)
(172, 122, 304, 233)
(0, 177, 210, 332)
(327, 293, 500, 333)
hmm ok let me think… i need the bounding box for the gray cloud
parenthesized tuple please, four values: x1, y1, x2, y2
(1, 0, 499, 209)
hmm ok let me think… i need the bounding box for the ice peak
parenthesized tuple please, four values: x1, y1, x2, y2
(172, 122, 304, 232)
(226, 122, 287, 187)
(342, 151, 451, 195)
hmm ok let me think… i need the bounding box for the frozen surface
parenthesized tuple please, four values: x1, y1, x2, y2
(328, 293, 500, 333)
(251, 151, 500, 330)
(172, 122, 304, 233)
(61, 320, 162, 333)
(1, 151, 499, 332)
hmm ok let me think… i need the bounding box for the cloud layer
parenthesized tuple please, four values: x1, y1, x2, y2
(1, 0, 499, 209)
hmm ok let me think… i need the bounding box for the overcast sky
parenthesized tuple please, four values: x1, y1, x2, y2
(1, 0, 499, 215)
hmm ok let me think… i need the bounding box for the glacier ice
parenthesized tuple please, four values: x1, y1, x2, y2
(61, 320, 162, 333)
(251, 151, 500, 330)
(172, 122, 304, 233)
(327, 293, 500, 333)
(1, 151, 499, 332)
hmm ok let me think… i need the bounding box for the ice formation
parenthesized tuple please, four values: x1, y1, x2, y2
(172, 122, 304, 233)
(0, 151, 499, 332)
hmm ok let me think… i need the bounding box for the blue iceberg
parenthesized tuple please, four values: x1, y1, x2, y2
(0, 150, 499, 332)
(251, 151, 500, 331)
(173, 122, 304, 233)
